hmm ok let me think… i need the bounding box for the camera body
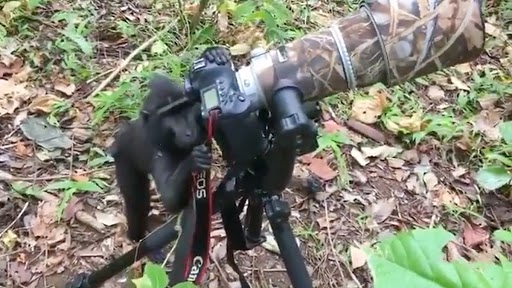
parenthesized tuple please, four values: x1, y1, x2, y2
(185, 53, 267, 166)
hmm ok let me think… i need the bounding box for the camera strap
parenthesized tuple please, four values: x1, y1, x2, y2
(177, 111, 218, 285)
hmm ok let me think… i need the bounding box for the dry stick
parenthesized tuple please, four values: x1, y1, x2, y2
(0, 167, 112, 182)
(0, 202, 29, 238)
(86, 21, 177, 100)
(323, 199, 362, 288)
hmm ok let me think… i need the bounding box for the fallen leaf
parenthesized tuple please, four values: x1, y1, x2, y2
(450, 76, 470, 91)
(350, 246, 367, 269)
(473, 109, 501, 141)
(400, 149, 419, 163)
(8, 261, 32, 284)
(1, 229, 18, 250)
(217, 11, 228, 32)
(478, 94, 499, 109)
(426, 85, 445, 100)
(307, 158, 337, 181)
(369, 198, 395, 223)
(383, 113, 424, 134)
(423, 172, 438, 191)
(211, 239, 227, 261)
(53, 79, 76, 96)
(452, 167, 468, 178)
(350, 148, 369, 166)
(322, 120, 344, 133)
(361, 145, 402, 159)
(462, 222, 489, 248)
(350, 88, 388, 124)
(95, 211, 123, 226)
(387, 158, 405, 168)
(230, 43, 251, 56)
(28, 94, 63, 113)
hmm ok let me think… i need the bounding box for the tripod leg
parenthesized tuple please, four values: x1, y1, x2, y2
(265, 195, 313, 288)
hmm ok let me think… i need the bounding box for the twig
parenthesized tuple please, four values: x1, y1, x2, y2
(210, 254, 231, 287)
(0, 167, 112, 182)
(323, 200, 345, 281)
(86, 21, 177, 100)
(324, 199, 362, 288)
(0, 202, 29, 237)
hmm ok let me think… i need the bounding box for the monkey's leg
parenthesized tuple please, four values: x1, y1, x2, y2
(114, 157, 150, 242)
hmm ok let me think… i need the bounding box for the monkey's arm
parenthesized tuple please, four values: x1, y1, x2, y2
(151, 145, 212, 214)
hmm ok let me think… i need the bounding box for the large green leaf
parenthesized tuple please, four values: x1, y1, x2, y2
(475, 166, 512, 190)
(368, 228, 512, 288)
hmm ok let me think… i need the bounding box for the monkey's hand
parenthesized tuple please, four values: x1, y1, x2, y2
(190, 144, 212, 172)
(202, 46, 231, 66)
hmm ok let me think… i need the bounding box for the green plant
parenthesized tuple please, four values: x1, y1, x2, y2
(475, 121, 512, 190)
(315, 129, 353, 187)
(367, 227, 512, 288)
(44, 179, 104, 219)
(131, 262, 197, 288)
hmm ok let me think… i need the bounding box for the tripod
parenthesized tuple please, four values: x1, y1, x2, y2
(65, 93, 320, 288)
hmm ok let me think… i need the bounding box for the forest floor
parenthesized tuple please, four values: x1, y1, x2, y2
(0, 0, 511, 288)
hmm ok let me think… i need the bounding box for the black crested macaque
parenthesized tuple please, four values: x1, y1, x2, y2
(110, 46, 231, 245)
(110, 75, 210, 243)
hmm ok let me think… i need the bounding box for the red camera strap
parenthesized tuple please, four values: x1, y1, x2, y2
(182, 111, 218, 285)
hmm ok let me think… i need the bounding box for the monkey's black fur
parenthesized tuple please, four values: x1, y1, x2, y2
(110, 74, 211, 243)
(110, 46, 230, 246)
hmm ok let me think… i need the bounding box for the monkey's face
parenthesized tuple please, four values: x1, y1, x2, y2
(148, 103, 204, 151)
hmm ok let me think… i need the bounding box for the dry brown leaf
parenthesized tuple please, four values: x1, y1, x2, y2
(53, 79, 76, 96)
(426, 85, 445, 100)
(308, 157, 337, 181)
(463, 222, 489, 248)
(400, 149, 419, 163)
(229, 43, 251, 56)
(350, 148, 369, 166)
(423, 172, 438, 191)
(387, 158, 405, 168)
(369, 198, 395, 223)
(361, 145, 402, 159)
(211, 239, 227, 262)
(350, 89, 388, 124)
(322, 120, 344, 133)
(217, 11, 229, 32)
(28, 94, 62, 113)
(350, 246, 367, 269)
(384, 113, 424, 134)
(0, 79, 33, 115)
(450, 76, 470, 91)
(478, 94, 499, 109)
(95, 211, 123, 226)
(474, 109, 501, 141)
(454, 63, 473, 74)
(316, 212, 339, 229)
(451, 167, 468, 178)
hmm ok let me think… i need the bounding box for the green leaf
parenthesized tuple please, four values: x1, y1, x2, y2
(498, 121, 512, 145)
(172, 282, 198, 288)
(475, 166, 512, 190)
(45, 180, 74, 191)
(493, 229, 512, 243)
(73, 181, 102, 193)
(132, 274, 153, 288)
(233, 0, 256, 21)
(368, 228, 512, 288)
(144, 262, 169, 288)
(61, 29, 93, 56)
(150, 40, 167, 55)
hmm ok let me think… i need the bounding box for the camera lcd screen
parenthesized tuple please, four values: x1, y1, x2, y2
(203, 88, 219, 109)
